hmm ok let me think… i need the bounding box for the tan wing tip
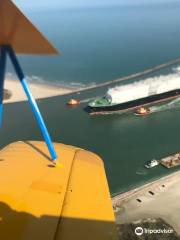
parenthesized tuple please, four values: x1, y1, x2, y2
(43, 46, 59, 55)
(52, 48, 59, 55)
(0, 0, 60, 55)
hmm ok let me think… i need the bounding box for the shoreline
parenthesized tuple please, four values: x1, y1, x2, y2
(113, 170, 180, 234)
(4, 78, 75, 103)
(112, 170, 180, 206)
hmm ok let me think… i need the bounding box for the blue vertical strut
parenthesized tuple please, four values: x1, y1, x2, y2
(6, 46, 57, 161)
(0, 47, 7, 127)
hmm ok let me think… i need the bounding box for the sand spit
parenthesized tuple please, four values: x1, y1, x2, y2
(4, 79, 73, 103)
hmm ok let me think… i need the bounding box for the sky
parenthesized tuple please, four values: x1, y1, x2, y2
(14, 0, 176, 9)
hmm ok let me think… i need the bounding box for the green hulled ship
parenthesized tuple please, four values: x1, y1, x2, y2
(88, 78, 180, 114)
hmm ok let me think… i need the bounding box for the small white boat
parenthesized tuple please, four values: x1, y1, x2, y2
(145, 159, 159, 169)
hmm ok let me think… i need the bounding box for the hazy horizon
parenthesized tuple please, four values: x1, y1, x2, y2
(14, 0, 180, 10)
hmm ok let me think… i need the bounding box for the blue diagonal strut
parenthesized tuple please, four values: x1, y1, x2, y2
(6, 45, 57, 161)
(0, 47, 7, 128)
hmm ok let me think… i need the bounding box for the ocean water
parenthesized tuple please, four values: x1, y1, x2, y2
(3, 2, 180, 195)
(7, 2, 180, 87)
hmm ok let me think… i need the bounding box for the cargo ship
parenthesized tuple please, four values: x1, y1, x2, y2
(88, 78, 180, 114)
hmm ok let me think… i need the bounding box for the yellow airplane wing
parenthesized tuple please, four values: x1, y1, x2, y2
(0, 0, 58, 54)
(0, 141, 118, 240)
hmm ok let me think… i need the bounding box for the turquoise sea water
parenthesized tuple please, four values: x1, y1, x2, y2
(8, 2, 180, 86)
(3, 2, 180, 194)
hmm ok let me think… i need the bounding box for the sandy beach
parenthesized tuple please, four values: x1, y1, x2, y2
(113, 171, 180, 235)
(4, 78, 73, 103)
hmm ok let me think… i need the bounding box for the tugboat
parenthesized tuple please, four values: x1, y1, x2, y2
(67, 99, 80, 106)
(145, 159, 159, 169)
(134, 107, 151, 116)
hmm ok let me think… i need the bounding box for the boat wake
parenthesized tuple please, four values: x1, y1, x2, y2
(136, 169, 148, 175)
(80, 97, 97, 103)
(150, 97, 180, 113)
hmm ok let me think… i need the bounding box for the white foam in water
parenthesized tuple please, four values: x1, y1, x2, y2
(69, 81, 97, 89)
(27, 75, 45, 84)
(150, 97, 180, 113)
(136, 169, 148, 175)
(173, 66, 180, 74)
(6, 72, 85, 89)
(107, 66, 180, 104)
(80, 97, 97, 103)
(69, 82, 86, 87)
